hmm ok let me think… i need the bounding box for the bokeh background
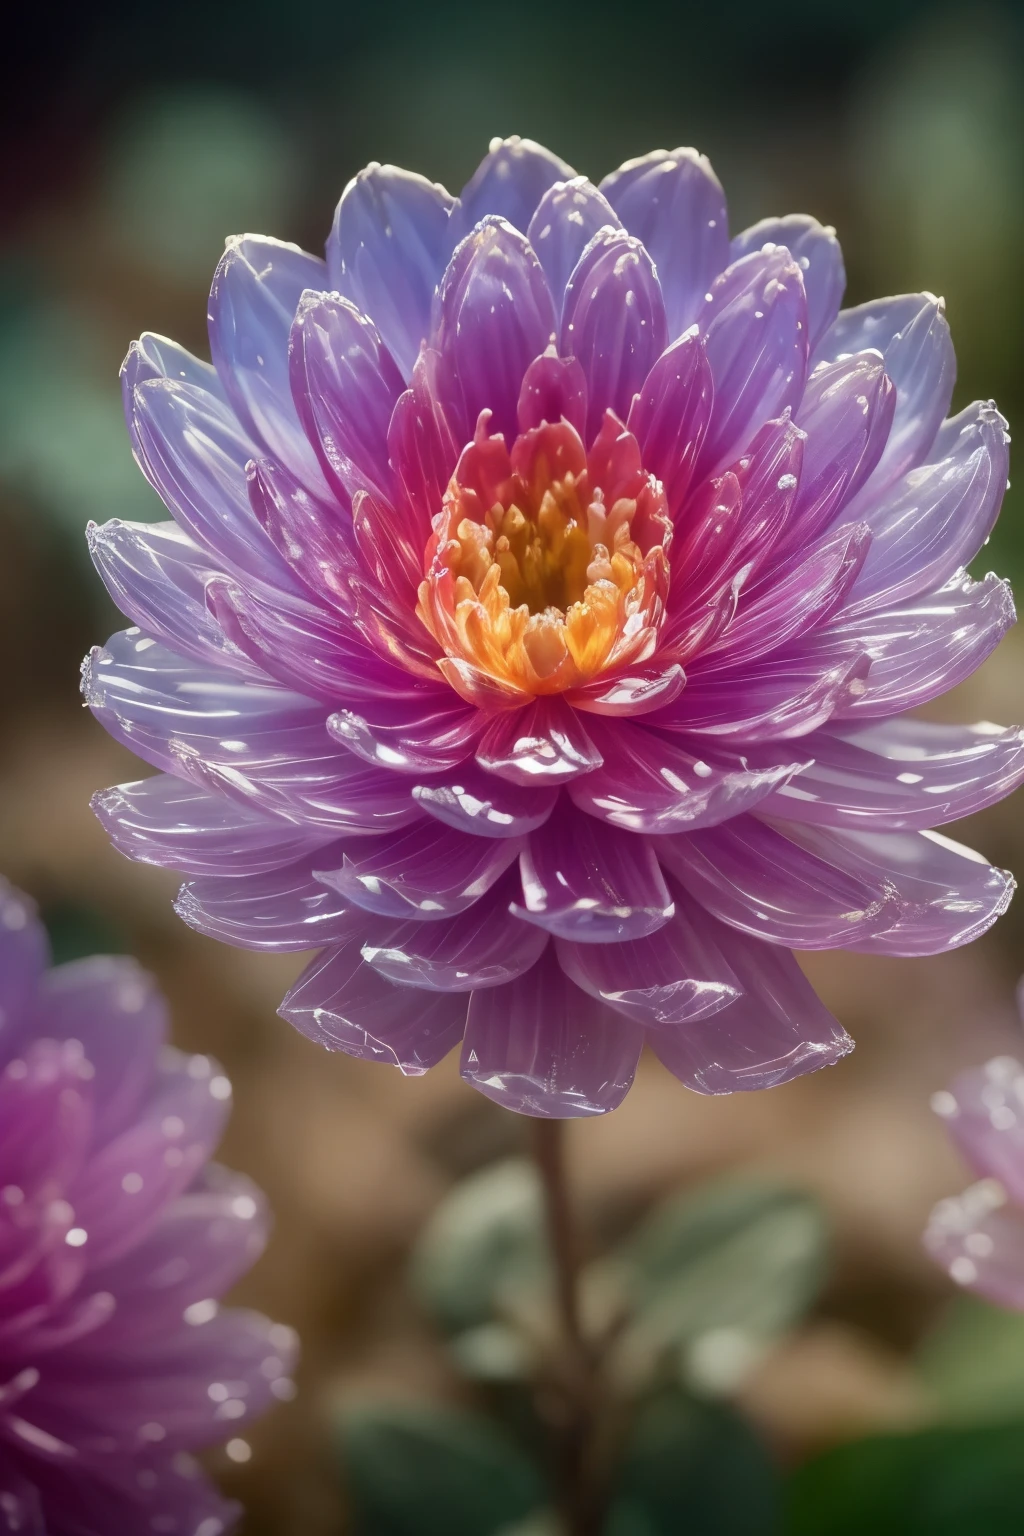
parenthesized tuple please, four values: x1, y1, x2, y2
(3, 0, 1024, 1528)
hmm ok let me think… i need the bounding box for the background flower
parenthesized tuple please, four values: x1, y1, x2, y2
(0, 876, 296, 1534)
(83, 134, 1018, 1117)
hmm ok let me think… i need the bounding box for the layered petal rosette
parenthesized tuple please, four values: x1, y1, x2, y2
(925, 988, 1024, 1310)
(0, 878, 296, 1534)
(86, 136, 1020, 1118)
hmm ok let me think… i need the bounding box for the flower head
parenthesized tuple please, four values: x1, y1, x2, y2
(925, 987, 1024, 1309)
(0, 878, 295, 1533)
(86, 136, 1020, 1117)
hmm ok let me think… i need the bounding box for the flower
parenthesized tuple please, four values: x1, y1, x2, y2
(0, 877, 296, 1533)
(85, 135, 1020, 1118)
(925, 995, 1024, 1310)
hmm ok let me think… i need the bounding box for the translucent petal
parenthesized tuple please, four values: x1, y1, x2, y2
(412, 762, 559, 839)
(174, 847, 363, 952)
(527, 177, 621, 313)
(451, 136, 575, 244)
(315, 821, 523, 921)
(730, 216, 845, 348)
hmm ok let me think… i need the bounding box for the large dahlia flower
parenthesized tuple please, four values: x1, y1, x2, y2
(86, 135, 1020, 1118)
(0, 877, 295, 1533)
(926, 1004, 1024, 1310)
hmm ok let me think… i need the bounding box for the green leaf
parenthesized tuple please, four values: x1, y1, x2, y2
(410, 1159, 550, 1334)
(785, 1420, 1024, 1535)
(612, 1179, 827, 1388)
(917, 1293, 1024, 1424)
(608, 1390, 779, 1535)
(339, 1401, 546, 1536)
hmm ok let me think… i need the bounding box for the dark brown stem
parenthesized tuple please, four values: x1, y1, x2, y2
(530, 1119, 603, 1536)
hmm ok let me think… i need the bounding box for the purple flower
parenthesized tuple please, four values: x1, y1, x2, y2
(85, 136, 1020, 1118)
(925, 997, 1024, 1310)
(0, 878, 296, 1534)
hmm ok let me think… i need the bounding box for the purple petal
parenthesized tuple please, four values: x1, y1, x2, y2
(121, 330, 225, 411)
(925, 1178, 1024, 1311)
(653, 648, 870, 741)
(527, 177, 621, 312)
(569, 665, 687, 718)
(288, 290, 405, 502)
(280, 937, 466, 1070)
(412, 762, 559, 839)
(245, 455, 364, 618)
(36, 957, 166, 1146)
(207, 234, 328, 487)
(600, 148, 729, 338)
(174, 846, 366, 951)
(0, 879, 47, 1068)
(315, 821, 523, 921)
(513, 804, 674, 943)
(91, 774, 331, 876)
(783, 823, 1015, 956)
(567, 722, 808, 834)
(649, 922, 852, 1094)
(327, 690, 482, 773)
(460, 946, 642, 1117)
(0, 1466, 43, 1534)
(388, 345, 460, 532)
(476, 698, 603, 785)
(560, 228, 668, 442)
(361, 870, 547, 991)
(327, 162, 455, 378)
(451, 136, 575, 243)
(555, 888, 742, 1026)
(657, 813, 900, 949)
(932, 1056, 1024, 1204)
(845, 400, 1010, 615)
(816, 294, 955, 503)
(517, 349, 588, 436)
(627, 329, 713, 517)
(87, 518, 257, 676)
(128, 377, 299, 592)
(817, 571, 1016, 719)
(434, 217, 557, 444)
(759, 718, 1024, 832)
(731, 216, 845, 348)
(694, 247, 809, 478)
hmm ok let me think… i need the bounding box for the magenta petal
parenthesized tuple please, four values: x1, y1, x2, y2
(476, 698, 603, 785)
(925, 1179, 1024, 1311)
(387, 345, 461, 534)
(327, 162, 455, 378)
(315, 821, 523, 921)
(657, 813, 899, 949)
(600, 148, 729, 338)
(722, 412, 806, 574)
(174, 847, 366, 951)
(0, 881, 47, 1068)
(412, 763, 559, 839)
(694, 247, 809, 477)
(731, 216, 845, 348)
(434, 217, 557, 443)
(451, 136, 575, 244)
(932, 1057, 1024, 1203)
(327, 690, 482, 772)
(513, 804, 674, 943)
(0, 1466, 43, 1533)
(90, 774, 331, 876)
(362, 871, 548, 991)
(561, 228, 668, 441)
(555, 890, 742, 1026)
(279, 938, 467, 1071)
(845, 400, 1010, 615)
(816, 294, 955, 502)
(527, 177, 621, 311)
(461, 947, 642, 1117)
(288, 290, 405, 501)
(207, 234, 328, 487)
(87, 519, 255, 676)
(516, 350, 589, 436)
(818, 572, 1016, 719)
(760, 718, 1024, 832)
(568, 722, 808, 833)
(627, 330, 713, 517)
(128, 377, 298, 593)
(246, 455, 363, 616)
(654, 648, 869, 741)
(569, 665, 686, 718)
(649, 924, 852, 1094)
(780, 824, 1015, 956)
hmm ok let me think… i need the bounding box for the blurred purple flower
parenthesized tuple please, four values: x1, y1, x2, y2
(0, 878, 296, 1534)
(925, 988, 1024, 1309)
(85, 135, 1019, 1118)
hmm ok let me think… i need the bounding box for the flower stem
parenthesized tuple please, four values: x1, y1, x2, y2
(529, 1118, 603, 1536)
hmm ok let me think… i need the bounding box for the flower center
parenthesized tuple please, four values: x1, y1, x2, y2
(417, 419, 672, 699)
